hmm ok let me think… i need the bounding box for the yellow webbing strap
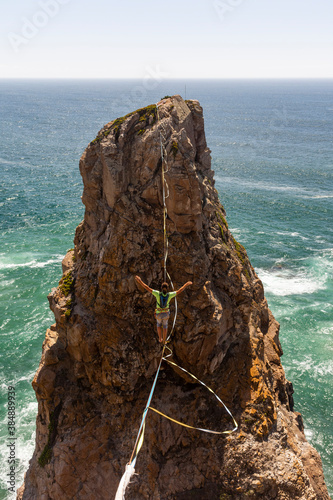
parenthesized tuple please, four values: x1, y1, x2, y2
(148, 407, 234, 435)
(149, 346, 238, 435)
(133, 419, 146, 459)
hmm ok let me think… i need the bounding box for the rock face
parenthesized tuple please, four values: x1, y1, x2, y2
(18, 96, 330, 500)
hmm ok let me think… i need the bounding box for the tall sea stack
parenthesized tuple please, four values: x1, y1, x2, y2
(18, 96, 330, 499)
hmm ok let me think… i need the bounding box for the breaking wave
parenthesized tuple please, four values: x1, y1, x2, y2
(256, 252, 331, 297)
(0, 256, 63, 271)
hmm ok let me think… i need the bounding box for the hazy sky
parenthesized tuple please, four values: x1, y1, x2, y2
(1, 0, 332, 79)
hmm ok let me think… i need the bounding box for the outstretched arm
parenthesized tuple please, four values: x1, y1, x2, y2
(135, 275, 153, 293)
(176, 281, 193, 296)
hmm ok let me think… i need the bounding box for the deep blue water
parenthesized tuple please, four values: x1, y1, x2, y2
(0, 79, 332, 498)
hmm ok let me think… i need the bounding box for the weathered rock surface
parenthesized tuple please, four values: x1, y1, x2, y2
(18, 96, 330, 500)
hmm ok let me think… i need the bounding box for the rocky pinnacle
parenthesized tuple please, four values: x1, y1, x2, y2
(18, 96, 330, 500)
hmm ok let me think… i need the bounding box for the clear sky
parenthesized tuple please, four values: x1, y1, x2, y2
(0, 0, 332, 79)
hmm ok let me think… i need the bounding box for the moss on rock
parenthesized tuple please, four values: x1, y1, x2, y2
(171, 141, 178, 159)
(38, 412, 55, 467)
(90, 104, 157, 144)
(59, 271, 74, 297)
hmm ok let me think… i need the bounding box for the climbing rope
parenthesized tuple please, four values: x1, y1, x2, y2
(114, 101, 238, 500)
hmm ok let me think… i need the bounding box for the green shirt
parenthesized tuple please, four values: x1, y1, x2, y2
(152, 290, 177, 313)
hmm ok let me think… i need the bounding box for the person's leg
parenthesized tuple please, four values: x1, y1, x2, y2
(157, 326, 163, 342)
(156, 314, 163, 342)
(162, 313, 170, 344)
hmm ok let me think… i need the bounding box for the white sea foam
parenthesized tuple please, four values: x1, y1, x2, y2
(314, 361, 333, 378)
(228, 227, 243, 238)
(0, 256, 63, 270)
(0, 260, 36, 270)
(0, 279, 15, 288)
(307, 194, 333, 199)
(0, 157, 19, 166)
(31, 257, 64, 268)
(256, 267, 326, 296)
(276, 231, 309, 241)
(0, 318, 11, 331)
(291, 356, 333, 379)
(304, 427, 314, 442)
(15, 372, 37, 385)
(321, 326, 333, 336)
(215, 175, 333, 199)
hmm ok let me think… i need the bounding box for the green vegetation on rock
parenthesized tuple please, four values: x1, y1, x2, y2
(216, 211, 229, 243)
(220, 494, 232, 500)
(232, 236, 251, 280)
(38, 444, 52, 468)
(38, 412, 56, 467)
(171, 141, 178, 159)
(112, 116, 128, 139)
(216, 211, 228, 229)
(59, 271, 74, 297)
(218, 223, 225, 242)
(90, 104, 157, 144)
(65, 298, 72, 319)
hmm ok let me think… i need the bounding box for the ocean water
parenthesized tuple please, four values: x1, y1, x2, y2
(0, 79, 332, 499)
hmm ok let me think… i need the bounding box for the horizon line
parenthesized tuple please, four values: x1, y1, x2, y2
(1, 76, 333, 81)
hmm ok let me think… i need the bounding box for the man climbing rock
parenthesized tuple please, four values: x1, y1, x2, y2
(135, 276, 192, 344)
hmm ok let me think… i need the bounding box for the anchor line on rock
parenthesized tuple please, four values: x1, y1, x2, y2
(115, 100, 238, 500)
(156, 102, 178, 341)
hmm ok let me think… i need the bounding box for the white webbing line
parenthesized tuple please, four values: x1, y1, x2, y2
(156, 103, 178, 341)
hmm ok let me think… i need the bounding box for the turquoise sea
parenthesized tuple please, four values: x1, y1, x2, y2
(0, 79, 332, 499)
